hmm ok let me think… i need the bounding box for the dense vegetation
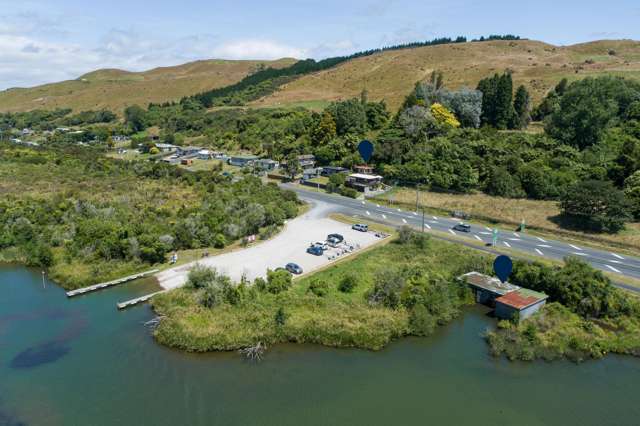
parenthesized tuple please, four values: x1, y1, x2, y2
(0, 144, 299, 289)
(486, 258, 640, 362)
(152, 229, 486, 352)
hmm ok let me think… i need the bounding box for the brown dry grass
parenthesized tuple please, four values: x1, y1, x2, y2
(380, 188, 640, 251)
(0, 58, 296, 114)
(254, 39, 640, 111)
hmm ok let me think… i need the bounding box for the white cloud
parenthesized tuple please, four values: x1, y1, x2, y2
(211, 39, 307, 60)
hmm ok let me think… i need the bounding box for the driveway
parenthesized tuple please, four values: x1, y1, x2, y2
(156, 200, 385, 289)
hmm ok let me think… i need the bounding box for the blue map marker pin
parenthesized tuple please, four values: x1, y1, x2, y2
(358, 140, 374, 163)
(493, 255, 513, 283)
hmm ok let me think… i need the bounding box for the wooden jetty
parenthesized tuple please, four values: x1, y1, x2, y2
(117, 290, 167, 310)
(66, 269, 159, 298)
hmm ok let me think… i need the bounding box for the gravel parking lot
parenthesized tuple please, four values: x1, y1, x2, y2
(156, 201, 387, 289)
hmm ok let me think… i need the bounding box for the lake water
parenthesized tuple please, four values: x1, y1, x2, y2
(1, 265, 640, 426)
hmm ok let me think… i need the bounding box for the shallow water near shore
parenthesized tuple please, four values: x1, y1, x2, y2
(1, 264, 639, 426)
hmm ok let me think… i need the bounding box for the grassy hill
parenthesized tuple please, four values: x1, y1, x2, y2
(251, 39, 640, 111)
(0, 58, 296, 114)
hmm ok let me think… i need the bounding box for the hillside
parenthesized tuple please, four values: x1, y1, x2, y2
(0, 58, 296, 113)
(252, 39, 640, 111)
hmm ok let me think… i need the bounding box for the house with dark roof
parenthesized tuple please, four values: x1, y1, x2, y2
(495, 288, 548, 321)
(459, 271, 520, 305)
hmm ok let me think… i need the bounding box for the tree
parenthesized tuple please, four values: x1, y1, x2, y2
(545, 76, 640, 149)
(477, 72, 517, 129)
(328, 98, 368, 136)
(512, 85, 531, 129)
(264, 269, 292, 294)
(485, 167, 525, 198)
(560, 180, 630, 233)
(430, 103, 460, 128)
(338, 274, 358, 293)
(624, 171, 640, 219)
(124, 105, 147, 132)
(312, 111, 336, 145)
(275, 307, 287, 327)
(284, 152, 302, 180)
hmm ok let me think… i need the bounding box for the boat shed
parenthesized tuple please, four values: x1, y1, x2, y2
(495, 288, 549, 322)
(459, 272, 520, 306)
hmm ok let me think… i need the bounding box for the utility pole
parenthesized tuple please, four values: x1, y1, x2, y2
(422, 209, 425, 233)
(42, 271, 46, 289)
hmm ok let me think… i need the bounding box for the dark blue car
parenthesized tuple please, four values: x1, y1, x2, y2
(286, 263, 303, 274)
(307, 246, 323, 256)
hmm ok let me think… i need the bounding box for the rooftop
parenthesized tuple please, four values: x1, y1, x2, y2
(348, 173, 383, 180)
(496, 288, 548, 310)
(459, 272, 520, 296)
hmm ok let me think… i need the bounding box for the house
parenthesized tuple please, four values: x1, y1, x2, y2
(181, 158, 193, 166)
(345, 173, 383, 193)
(256, 158, 279, 171)
(155, 143, 177, 153)
(176, 146, 201, 157)
(354, 164, 375, 174)
(459, 272, 520, 305)
(198, 149, 214, 160)
(297, 154, 316, 169)
(321, 166, 349, 176)
(495, 288, 548, 321)
(229, 155, 259, 167)
(303, 167, 322, 180)
(21, 128, 33, 136)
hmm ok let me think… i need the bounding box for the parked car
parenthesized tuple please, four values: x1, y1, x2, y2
(327, 236, 342, 247)
(453, 222, 471, 233)
(352, 223, 368, 232)
(327, 233, 344, 243)
(307, 246, 324, 256)
(285, 263, 303, 274)
(312, 241, 328, 250)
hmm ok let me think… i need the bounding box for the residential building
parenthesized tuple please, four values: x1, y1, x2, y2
(354, 164, 375, 174)
(495, 289, 548, 321)
(297, 154, 316, 169)
(459, 272, 520, 305)
(303, 167, 322, 180)
(229, 154, 259, 167)
(156, 143, 177, 153)
(321, 166, 349, 176)
(346, 173, 383, 193)
(256, 159, 279, 171)
(176, 146, 202, 157)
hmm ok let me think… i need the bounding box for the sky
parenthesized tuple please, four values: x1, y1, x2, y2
(0, 0, 639, 90)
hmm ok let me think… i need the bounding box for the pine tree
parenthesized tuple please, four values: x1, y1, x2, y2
(312, 111, 337, 145)
(495, 72, 515, 129)
(513, 85, 532, 129)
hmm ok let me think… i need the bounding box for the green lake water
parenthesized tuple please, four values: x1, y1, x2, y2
(1, 265, 639, 426)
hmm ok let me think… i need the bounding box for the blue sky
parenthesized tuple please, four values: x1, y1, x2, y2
(1, 0, 639, 89)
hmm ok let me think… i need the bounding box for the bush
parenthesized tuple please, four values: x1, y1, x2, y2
(409, 304, 437, 336)
(186, 264, 217, 289)
(367, 269, 406, 308)
(338, 274, 358, 293)
(264, 269, 292, 294)
(308, 279, 329, 297)
(339, 186, 359, 199)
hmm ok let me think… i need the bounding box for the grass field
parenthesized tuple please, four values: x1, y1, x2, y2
(375, 188, 640, 252)
(255, 39, 640, 111)
(0, 58, 296, 114)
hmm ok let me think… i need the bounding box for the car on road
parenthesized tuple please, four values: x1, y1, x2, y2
(307, 246, 324, 256)
(453, 222, 471, 233)
(285, 263, 303, 274)
(327, 233, 344, 243)
(352, 223, 368, 232)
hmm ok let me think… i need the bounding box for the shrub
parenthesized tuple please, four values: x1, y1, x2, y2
(264, 269, 292, 294)
(186, 264, 217, 289)
(559, 180, 630, 233)
(338, 274, 358, 293)
(308, 279, 329, 297)
(409, 304, 437, 336)
(275, 307, 287, 327)
(367, 269, 406, 308)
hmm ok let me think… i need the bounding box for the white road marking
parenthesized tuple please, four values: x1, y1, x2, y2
(610, 260, 622, 265)
(514, 232, 520, 238)
(366, 211, 371, 216)
(611, 253, 624, 260)
(606, 265, 622, 274)
(537, 237, 547, 243)
(474, 235, 482, 241)
(535, 248, 544, 255)
(413, 212, 418, 216)
(361, 201, 365, 205)
(480, 232, 492, 235)
(433, 216, 438, 220)
(429, 220, 438, 224)
(508, 238, 521, 242)
(572, 252, 587, 257)
(402, 219, 407, 224)
(424, 224, 431, 230)
(537, 244, 552, 248)
(503, 241, 511, 248)
(376, 204, 380, 208)
(485, 227, 492, 231)
(382, 214, 387, 219)
(449, 230, 456, 236)
(569, 244, 582, 251)
(397, 208, 402, 212)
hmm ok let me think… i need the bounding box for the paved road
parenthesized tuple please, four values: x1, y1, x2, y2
(284, 185, 640, 287)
